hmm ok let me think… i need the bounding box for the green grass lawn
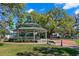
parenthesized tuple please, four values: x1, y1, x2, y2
(74, 39, 79, 45)
(0, 43, 79, 56)
(0, 44, 53, 56)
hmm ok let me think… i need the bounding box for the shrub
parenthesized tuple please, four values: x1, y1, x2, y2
(0, 43, 4, 46)
(16, 51, 36, 56)
(23, 51, 33, 56)
(8, 38, 37, 42)
(16, 52, 24, 56)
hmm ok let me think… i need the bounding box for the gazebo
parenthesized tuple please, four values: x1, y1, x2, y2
(13, 16, 47, 43)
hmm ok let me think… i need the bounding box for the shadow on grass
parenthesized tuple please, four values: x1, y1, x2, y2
(16, 46, 79, 56)
(33, 47, 79, 56)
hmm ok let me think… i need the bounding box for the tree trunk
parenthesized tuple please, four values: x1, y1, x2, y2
(0, 35, 5, 43)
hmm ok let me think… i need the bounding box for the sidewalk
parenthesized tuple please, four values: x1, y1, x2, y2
(3, 40, 78, 47)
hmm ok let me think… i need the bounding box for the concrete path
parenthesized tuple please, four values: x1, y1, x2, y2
(4, 42, 46, 44)
(3, 40, 78, 47)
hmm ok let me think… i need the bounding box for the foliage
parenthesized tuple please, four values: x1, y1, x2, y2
(0, 43, 4, 46)
(47, 7, 67, 21)
(46, 8, 75, 37)
(27, 8, 76, 38)
(0, 4, 76, 39)
(33, 47, 79, 56)
(30, 11, 49, 28)
(0, 3, 25, 30)
(16, 12, 27, 28)
(16, 46, 79, 56)
(8, 38, 37, 42)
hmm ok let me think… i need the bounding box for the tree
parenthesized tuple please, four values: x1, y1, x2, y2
(46, 7, 76, 38)
(46, 18, 57, 37)
(0, 3, 26, 29)
(47, 7, 67, 21)
(0, 20, 9, 42)
(0, 3, 26, 42)
(45, 8, 67, 37)
(45, 7, 76, 46)
(16, 12, 27, 29)
(58, 16, 76, 38)
(30, 11, 49, 28)
(73, 13, 79, 38)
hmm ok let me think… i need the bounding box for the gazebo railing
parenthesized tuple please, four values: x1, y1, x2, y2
(15, 36, 34, 39)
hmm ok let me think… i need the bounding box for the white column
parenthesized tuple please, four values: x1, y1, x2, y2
(17, 31, 19, 39)
(25, 32, 27, 39)
(33, 32, 35, 41)
(45, 31, 48, 44)
(39, 33, 40, 40)
(18, 31, 20, 40)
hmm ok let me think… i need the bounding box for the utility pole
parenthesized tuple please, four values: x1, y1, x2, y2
(60, 39, 63, 46)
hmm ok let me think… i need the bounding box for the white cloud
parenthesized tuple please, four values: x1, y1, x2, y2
(27, 9, 34, 13)
(54, 3, 63, 5)
(75, 9, 79, 14)
(63, 3, 79, 9)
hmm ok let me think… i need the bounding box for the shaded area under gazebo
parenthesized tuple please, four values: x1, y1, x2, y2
(13, 23, 47, 43)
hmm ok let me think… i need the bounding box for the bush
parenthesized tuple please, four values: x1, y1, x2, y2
(16, 52, 24, 56)
(33, 47, 79, 56)
(8, 38, 38, 42)
(0, 43, 4, 46)
(23, 51, 33, 56)
(8, 38, 16, 42)
(16, 51, 38, 56)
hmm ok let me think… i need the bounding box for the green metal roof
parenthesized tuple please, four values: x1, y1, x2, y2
(15, 16, 47, 32)
(18, 27, 47, 32)
(22, 23, 41, 27)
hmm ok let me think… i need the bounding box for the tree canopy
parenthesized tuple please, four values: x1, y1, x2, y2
(0, 3, 26, 30)
(29, 7, 76, 38)
(0, 4, 77, 39)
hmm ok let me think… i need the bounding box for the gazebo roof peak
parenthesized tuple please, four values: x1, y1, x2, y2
(24, 15, 35, 23)
(14, 15, 47, 32)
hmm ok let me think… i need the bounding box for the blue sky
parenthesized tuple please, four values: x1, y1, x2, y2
(26, 3, 79, 16)
(26, 3, 56, 13)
